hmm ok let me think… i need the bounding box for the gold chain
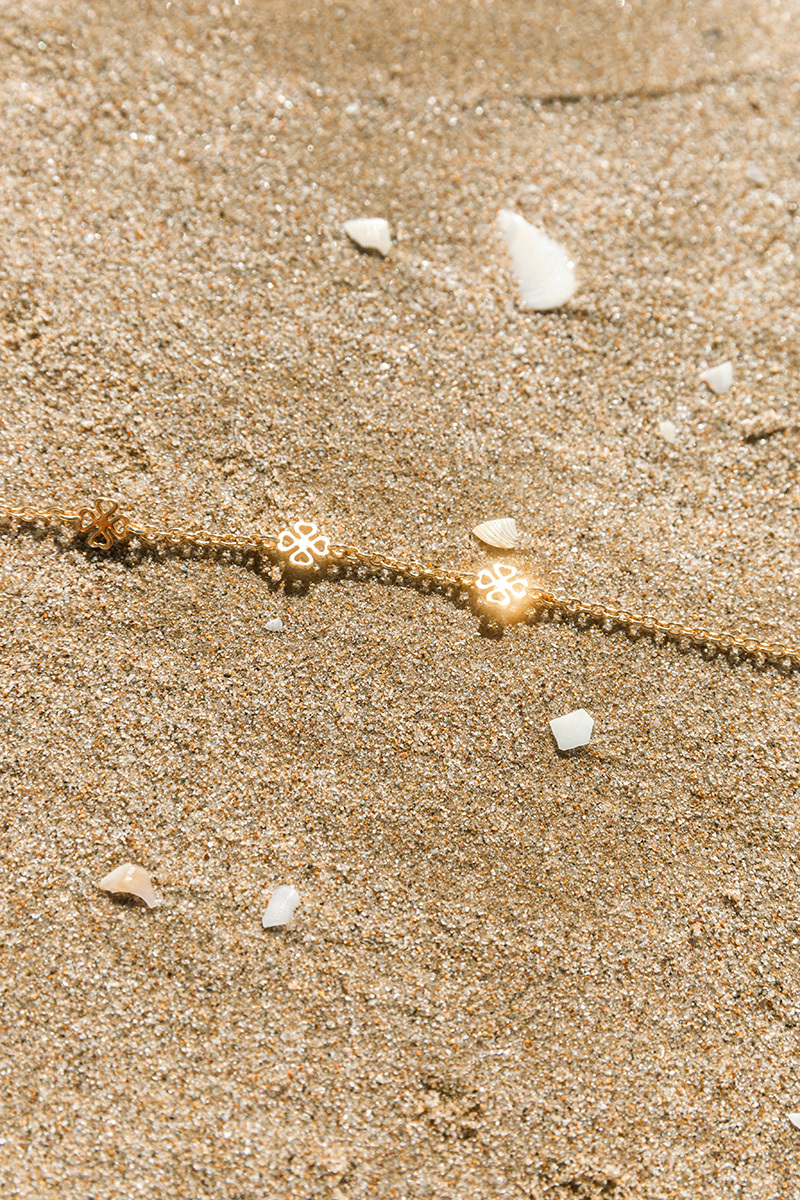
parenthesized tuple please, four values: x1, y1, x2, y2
(1, 496, 798, 673)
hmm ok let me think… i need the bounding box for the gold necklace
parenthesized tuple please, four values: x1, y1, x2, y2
(2, 495, 798, 674)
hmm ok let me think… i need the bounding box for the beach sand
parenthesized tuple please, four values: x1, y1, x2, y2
(1, 2, 799, 1196)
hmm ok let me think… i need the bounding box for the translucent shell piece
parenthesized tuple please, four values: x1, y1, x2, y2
(96, 862, 159, 908)
(472, 517, 519, 550)
(276, 521, 330, 571)
(474, 563, 528, 614)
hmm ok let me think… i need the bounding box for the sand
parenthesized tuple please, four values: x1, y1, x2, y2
(1, 2, 799, 1197)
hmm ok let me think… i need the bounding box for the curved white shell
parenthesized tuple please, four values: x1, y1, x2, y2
(472, 517, 519, 550)
(262, 884, 300, 929)
(343, 218, 391, 257)
(700, 361, 733, 395)
(96, 862, 159, 908)
(498, 209, 577, 310)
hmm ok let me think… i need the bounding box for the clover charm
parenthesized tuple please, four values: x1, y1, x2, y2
(473, 563, 529, 618)
(276, 521, 330, 572)
(77, 498, 130, 550)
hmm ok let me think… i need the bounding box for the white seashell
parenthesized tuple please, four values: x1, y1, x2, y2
(549, 708, 594, 751)
(471, 517, 519, 550)
(788, 1113, 800, 1130)
(96, 862, 159, 908)
(262, 884, 300, 929)
(657, 420, 678, 445)
(343, 218, 391, 257)
(497, 209, 577, 311)
(700, 361, 733, 395)
(265, 617, 283, 632)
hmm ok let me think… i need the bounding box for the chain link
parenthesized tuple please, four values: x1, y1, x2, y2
(0, 501, 81, 525)
(328, 543, 475, 591)
(1, 495, 798, 671)
(550, 594, 799, 670)
(127, 521, 273, 554)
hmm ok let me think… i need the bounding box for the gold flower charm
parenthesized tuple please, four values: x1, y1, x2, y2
(277, 521, 330, 572)
(77, 499, 130, 550)
(474, 563, 529, 619)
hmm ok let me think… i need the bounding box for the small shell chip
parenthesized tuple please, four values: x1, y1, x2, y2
(343, 218, 391, 257)
(700, 361, 733, 395)
(96, 863, 160, 908)
(549, 709, 594, 751)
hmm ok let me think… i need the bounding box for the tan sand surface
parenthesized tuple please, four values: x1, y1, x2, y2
(1, 2, 799, 1197)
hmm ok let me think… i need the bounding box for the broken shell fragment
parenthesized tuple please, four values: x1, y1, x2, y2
(788, 1113, 800, 1130)
(265, 617, 284, 632)
(262, 884, 301, 929)
(96, 863, 160, 908)
(497, 209, 577, 310)
(472, 517, 519, 550)
(657, 420, 678, 445)
(549, 708, 594, 751)
(343, 218, 391, 257)
(700, 361, 733, 395)
(745, 163, 768, 186)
